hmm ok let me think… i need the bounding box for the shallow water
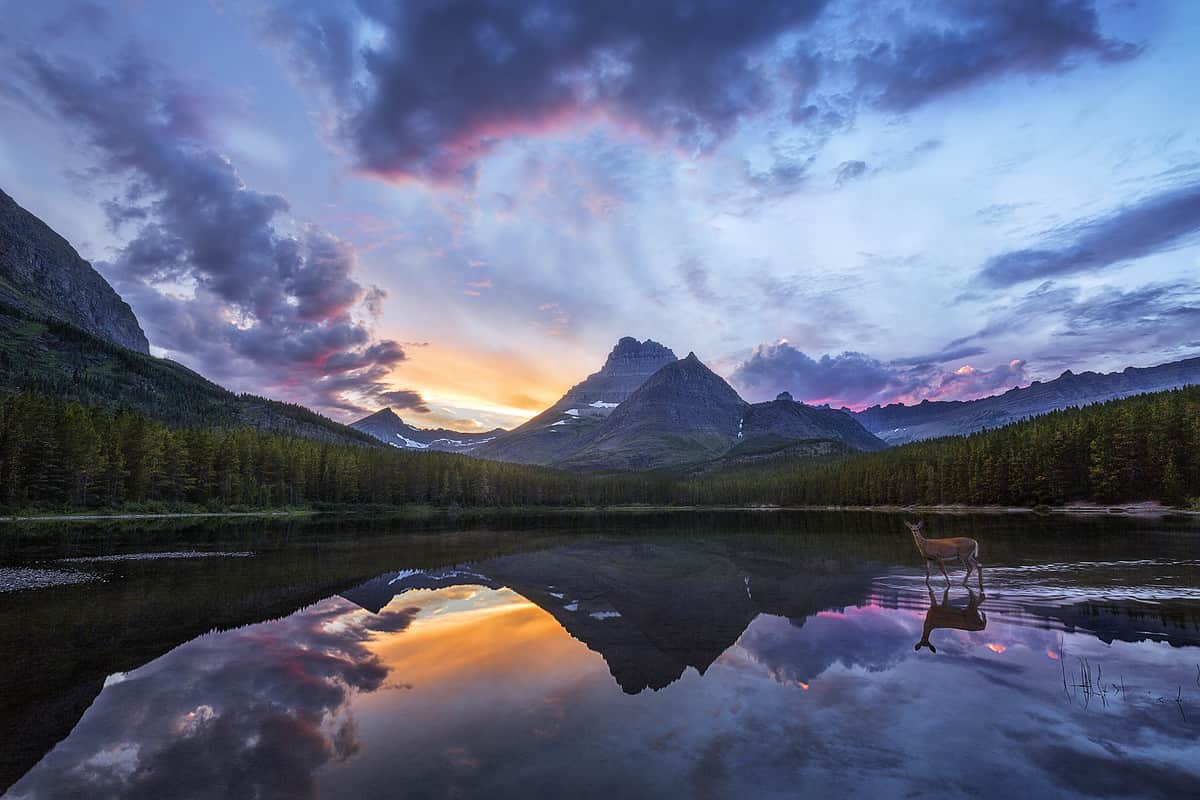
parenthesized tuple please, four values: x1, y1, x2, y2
(1, 512, 1198, 798)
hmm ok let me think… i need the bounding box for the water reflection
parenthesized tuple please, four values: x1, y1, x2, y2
(914, 588, 987, 653)
(5, 531, 1200, 799)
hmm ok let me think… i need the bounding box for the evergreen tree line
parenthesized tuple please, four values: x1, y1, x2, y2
(0, 387, 1197, 512)
(687, 385, 1200, 508)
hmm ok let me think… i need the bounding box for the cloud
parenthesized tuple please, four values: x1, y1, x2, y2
(977, 181, 1200, 286)
(947, 280, 1200, 369)
(738, 609, 916, 687)
(852, 0, 1140, 112)
(16, 47, 421, 418)
(261, 0, 1139, 188)
(379, 389, 431, 414)
(731, 343, 913, 406)
(7, 598, 409, 800)
(729, 340, 1028, 407)
(265, 0, 829, 183)
(933, 359, 1028, 399)
(680, 258, 719, 305)
(834, 160, 867, 187)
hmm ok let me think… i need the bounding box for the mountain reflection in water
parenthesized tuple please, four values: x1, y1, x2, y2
(3, 520, 1200, 799)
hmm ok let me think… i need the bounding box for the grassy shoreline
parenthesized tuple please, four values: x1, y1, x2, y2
(3, 500, 1197, 523)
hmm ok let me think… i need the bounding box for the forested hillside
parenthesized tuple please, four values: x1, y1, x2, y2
(1, 387, 1197, 513)
(0, 301, 376, 446)
(697, 386, 1200, 508)
(0, 393, 579, 511)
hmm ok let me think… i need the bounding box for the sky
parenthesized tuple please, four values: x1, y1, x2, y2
(1, 0, 1198, 431)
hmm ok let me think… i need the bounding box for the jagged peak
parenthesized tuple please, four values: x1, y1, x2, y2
(361, 407, 403, 424)
(603, 336, 675, 361)
(594, 337, 677, 378)
(776, 391, 794, 402)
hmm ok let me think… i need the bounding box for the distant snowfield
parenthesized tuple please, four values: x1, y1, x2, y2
(389, 432, 497, 450)
(393, 433, 430, 449)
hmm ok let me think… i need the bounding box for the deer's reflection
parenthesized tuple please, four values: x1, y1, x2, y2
(915, 588, 987, 653)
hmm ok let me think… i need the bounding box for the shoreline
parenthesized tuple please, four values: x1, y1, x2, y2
(1, 501, 1196, 524)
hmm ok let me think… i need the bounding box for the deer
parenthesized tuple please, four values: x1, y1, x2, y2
(905, 520, 982, 590)
(915, 587, 987, 653)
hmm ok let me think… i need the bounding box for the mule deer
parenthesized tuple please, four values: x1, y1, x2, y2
(905, 520, 982, 589)
(915, 587, 987, 653)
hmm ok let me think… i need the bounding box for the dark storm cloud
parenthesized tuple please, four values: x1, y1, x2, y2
(977, 181, 1200, 286)
(854, 0, 1140, 112)
(732, 344, 912, 406)
(264, 0, 1137, 187)
(16, 48, 420, 417)
(730, 340, 1028, 407)
(266, 0, 829, 182)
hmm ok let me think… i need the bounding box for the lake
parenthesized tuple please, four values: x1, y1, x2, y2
(1, 511, 1198, 799)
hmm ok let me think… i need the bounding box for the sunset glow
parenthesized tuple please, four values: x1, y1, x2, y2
(3, 1, 1195, 423)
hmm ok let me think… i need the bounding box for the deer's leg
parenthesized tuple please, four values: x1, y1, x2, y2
(975, 559, 984, 592)
(962, 557, 973, 587)
(937, 558, 951, 586)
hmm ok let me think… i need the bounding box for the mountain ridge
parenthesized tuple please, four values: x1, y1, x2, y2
(0, 188, 377, 447)
(350, 407, 505, 451)
(0, 188, 149, 354)
(471, 337, 678, 464)
(556, 352, 751, 471)
(855, 356, 1200, 443)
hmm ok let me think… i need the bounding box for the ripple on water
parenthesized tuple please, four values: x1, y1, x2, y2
(57, 551, 254, 563)
(0, 567, 98, 592)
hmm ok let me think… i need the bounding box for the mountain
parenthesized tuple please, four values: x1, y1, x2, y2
(856, 356, 1200, 444)
(741, 392, 888, 453)
(0, 188, 376, 446)
(556, 352, 749, 471)
(340, 536, 877, 694)
(477, 344, 887, 473)
(472, 336, 677, 463)
(0, 188, 148, 353)
(0, 301, 378, 445)
(351, 407, 504, 451)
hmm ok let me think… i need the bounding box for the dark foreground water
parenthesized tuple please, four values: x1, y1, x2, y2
(1, 511, 1198, 799)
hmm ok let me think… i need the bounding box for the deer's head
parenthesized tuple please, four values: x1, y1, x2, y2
(905, 520, 924, 535)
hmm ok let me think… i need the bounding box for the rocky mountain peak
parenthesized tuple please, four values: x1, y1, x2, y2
(0, 187, 149, 353)
(600, 337, 677, 377)
(365, 407, 403, 424)
(776, 391, 794, 402)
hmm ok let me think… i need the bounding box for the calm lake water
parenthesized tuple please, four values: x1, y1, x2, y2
(1, 511, 1198, 799)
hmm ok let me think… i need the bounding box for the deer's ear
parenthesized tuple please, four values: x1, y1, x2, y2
(917, 521, 925, 531)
